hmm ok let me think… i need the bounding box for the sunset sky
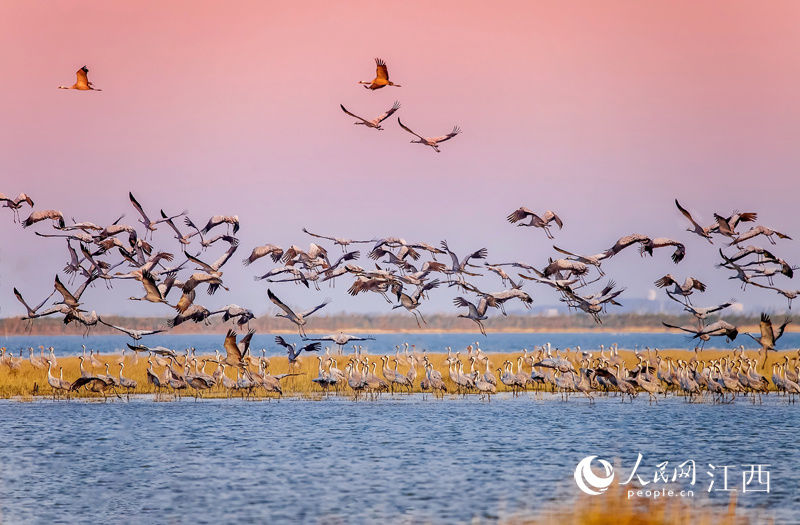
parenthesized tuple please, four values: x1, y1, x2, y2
(1, 1, 799, 317)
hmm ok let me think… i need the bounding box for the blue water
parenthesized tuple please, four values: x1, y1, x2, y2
(1, 331, 799, 357)
(0, 394, 796, 524)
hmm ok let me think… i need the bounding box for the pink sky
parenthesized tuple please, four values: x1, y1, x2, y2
(1, 1, 799, 316)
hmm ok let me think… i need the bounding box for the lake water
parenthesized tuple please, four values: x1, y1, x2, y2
(2, 331, 800, 357)
(0, 394, 796, 524)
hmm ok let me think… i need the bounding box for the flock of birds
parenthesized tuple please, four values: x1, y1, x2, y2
(6, 340, 800, 403)
(2, 185, 798, 401)
(58, 60, 462, 153)
(0, 62, 796, 401)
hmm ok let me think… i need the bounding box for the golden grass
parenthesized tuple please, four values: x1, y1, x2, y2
(502, 483, 757, 525)
(0, 348, 791, 400)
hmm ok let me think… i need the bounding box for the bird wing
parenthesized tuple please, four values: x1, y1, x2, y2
(301, 299, 330, 318)
(185, 252, 215, 273)
(671, 243, 686, 263)
(75, 66, 90, 88)
(675, 200, 704, 231)
(690, 278, 706, 292)
(54, 275, 78, 305)
(453, 296, 472, 309)
(267, 289, 297, 318)
(223, 329, 243, 363)
(201, 216, 221, 234)
(776, 318, 791, 342)
(653, 275, 675, 288)
(211, 240, 239, 270)
(128, 192, 150, 224)
(141, 271, 164, 300)
(707, 300, 735, 314)
(733, 212, 758, 226)
(376, 101, 401, 123)
(15, 193, 34, 206)
(759, 313, 773, 346)
(431, 126, 461, 143)
(239, 329, 255, 356)
(543, 210, 563, 228)
(661, 321, 697, 335)
(398, 118, 425, 140)
(462, 247, 488, 268)
(274, 335, 292, 350)
(302, 342, 322, 353)
(413, 279, 440, 302)
(507, 207, 535, 223)
(13, 288, 34, 314)
(375, 58, 389, 80)
(302, 227, 336, 242)
(97, 317, 133, 336)
(438, 240, 460, 270)
(160, 210, 184, 238)
(339, 104, 370, 124)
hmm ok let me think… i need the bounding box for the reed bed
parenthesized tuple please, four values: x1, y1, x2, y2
(0, 347, 792, 400)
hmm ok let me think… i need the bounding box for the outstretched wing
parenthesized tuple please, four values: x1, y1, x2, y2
(129, 192, 150, 224)
(661, 321, 696, 335)
(186, 252, 215, 273)
(439, 240, 460, 271)
(654, 275, 675, 288)
(301, 342, 322, 353)
(398, 118, 425, 140)
(552, 245, 580, 258)
(13, 288, 33, 313)
(161, 210, 183, 238)
(453, 296, 472, 309)
(274, 335, 292, 350)
(340, 104, 370, 124)
(267, 289, 296, 318)
(301, 299, 330, 318)
(54, 275, 78, 305)
(302, 228, 336, 242)
(211, 239, 239, 270)
(675, 199, 703, 230)
(97, 317, 131, 336)
(376, 101, 401, 123)
(431, 126, 461, 143)
(375, 58, 389, 80)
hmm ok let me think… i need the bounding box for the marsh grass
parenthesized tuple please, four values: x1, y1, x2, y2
(0, 348, 789, 400)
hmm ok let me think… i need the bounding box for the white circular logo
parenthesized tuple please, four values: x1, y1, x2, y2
(574, 456, 614, 495)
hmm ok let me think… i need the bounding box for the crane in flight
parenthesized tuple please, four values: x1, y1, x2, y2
(58, 66, 102, 91)
(358, 58, 402, 90)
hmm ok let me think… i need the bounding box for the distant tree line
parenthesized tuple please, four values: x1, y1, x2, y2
(0, 312, 793, 336)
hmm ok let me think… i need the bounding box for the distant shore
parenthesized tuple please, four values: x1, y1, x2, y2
(0, 313, 795, 337)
